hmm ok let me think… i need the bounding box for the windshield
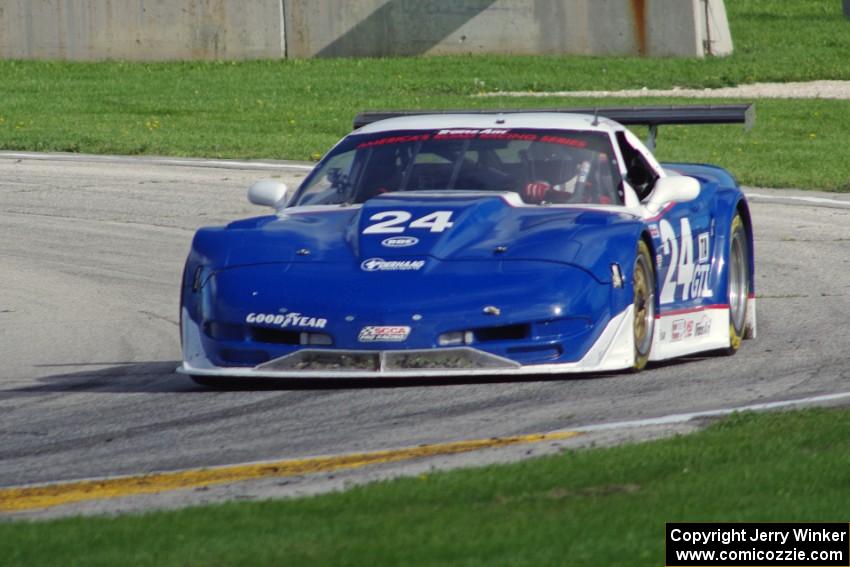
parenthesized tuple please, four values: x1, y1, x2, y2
(293, 128, 622, 206)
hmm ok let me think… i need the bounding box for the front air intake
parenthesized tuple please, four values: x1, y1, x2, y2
(473, 324, 530, 342)
(256, 348, 520, 373)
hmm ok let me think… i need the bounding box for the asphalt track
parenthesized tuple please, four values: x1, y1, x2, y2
(2, 152, 849, 517)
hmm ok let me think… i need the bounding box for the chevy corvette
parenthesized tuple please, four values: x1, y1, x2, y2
(179, 105, 756, 382)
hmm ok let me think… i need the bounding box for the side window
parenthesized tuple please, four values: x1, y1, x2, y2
(616, 131, 659, 201)
(297, 151, 357, 205)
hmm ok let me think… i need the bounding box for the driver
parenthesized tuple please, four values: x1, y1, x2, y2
(523, 159, 592, 203)
(521, 145, 614, 205)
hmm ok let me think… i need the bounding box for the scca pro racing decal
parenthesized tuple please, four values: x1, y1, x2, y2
(381, 236, 419, 248)
(246, 312, 327, 329)
(361, 258, 425, 272)
(670, 316, 712, 342)
(358, 326, 411, 342)
(659, 312, 715, 343)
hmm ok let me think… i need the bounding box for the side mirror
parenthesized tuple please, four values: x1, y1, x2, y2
(645, 176, 699, 213)
(247, 180, 290, 210)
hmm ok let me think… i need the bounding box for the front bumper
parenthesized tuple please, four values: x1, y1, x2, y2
(178, 305, 636, 379)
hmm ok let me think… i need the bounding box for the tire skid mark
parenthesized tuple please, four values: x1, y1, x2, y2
(0, 390, 326, 461)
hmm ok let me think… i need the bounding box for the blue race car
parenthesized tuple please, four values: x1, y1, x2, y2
(179, 105, 756, 383)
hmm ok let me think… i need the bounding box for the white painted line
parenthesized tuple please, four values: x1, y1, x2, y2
(745, 192, 850, 208)
(573, 391, 850, 433)
(0, 151, 315, 172)
(147, 159, 313, 171)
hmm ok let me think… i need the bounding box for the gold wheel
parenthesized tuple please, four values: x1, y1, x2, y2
(726, 214, 749, 354)
(633, 240, 655, 370)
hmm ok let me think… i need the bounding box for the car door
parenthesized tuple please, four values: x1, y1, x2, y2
(617, 130, 714, 313)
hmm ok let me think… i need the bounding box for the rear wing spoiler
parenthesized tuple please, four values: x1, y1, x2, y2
(352, 104, 755, 151)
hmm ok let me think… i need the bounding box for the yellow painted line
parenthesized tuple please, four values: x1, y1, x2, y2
(0, 431, 581, 512)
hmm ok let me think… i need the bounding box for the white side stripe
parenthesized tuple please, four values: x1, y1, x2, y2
(573, 391, 850, 433)
(746, 192, 850, 208)
(0, 151, 315, 171)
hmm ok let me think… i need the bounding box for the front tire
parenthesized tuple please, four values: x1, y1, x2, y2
(726, 214, 750, 354)
(632, 240, 656, 371)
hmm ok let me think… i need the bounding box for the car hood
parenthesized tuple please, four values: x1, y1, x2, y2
(191, 192, 644, 283)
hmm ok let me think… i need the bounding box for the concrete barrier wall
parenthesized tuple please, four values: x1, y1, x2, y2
(285, 0, 732, 58)
(0, 0, 285, 60)
(0, 0, 731, 61)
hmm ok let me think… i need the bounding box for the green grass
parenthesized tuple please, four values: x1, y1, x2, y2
(3, 408, 849, 566)
(0, 0, 849, 189)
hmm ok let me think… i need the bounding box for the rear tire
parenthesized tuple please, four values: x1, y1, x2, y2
(725, 214, 750, 354)
(632, 240, 656, 371)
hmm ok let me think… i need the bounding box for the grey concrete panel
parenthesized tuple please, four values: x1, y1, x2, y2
(0, 0, 285, 60)
(585, 0, 638, 56)
(286, 0, 505, 58)
(285, 0, 732, 59)
(646, 0, 700, 58)
(0, 0, 732, 60)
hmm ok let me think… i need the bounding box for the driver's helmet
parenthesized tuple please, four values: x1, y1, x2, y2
(526, 141, 573, 184)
